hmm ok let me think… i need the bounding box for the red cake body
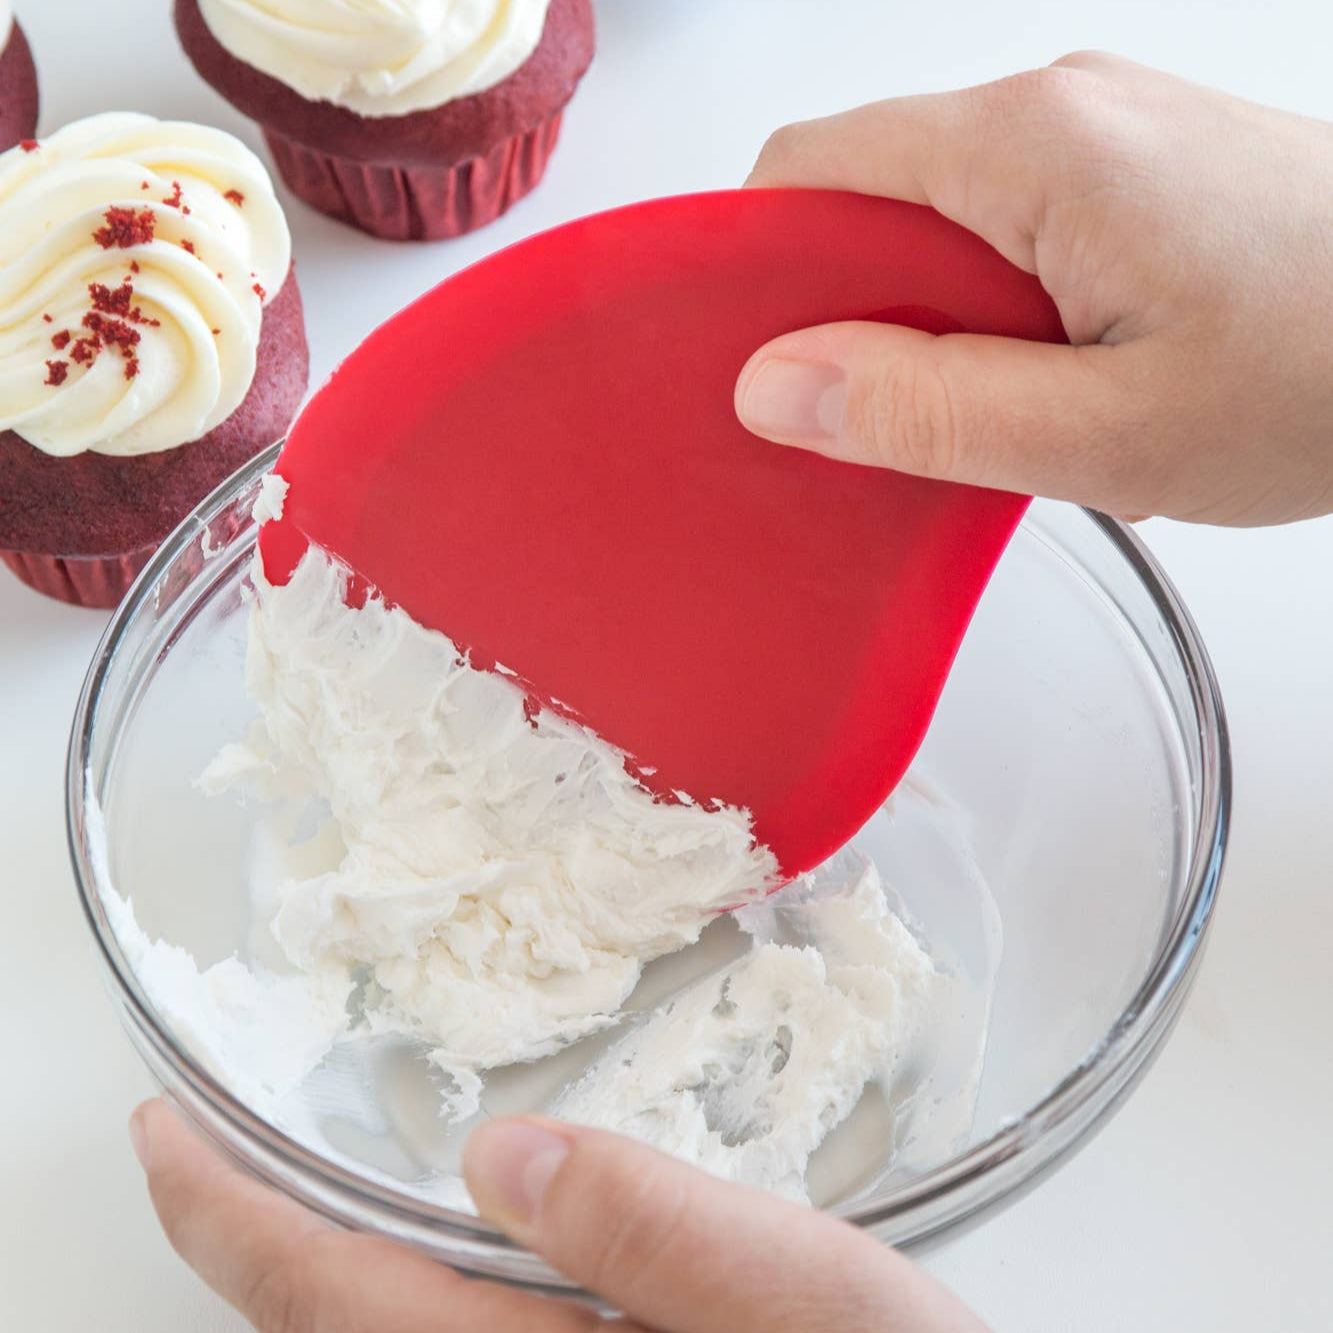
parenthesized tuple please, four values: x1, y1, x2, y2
(0, 271, 309, 608)
(173, 0, 595, 240)
(0, 21, 39, 152)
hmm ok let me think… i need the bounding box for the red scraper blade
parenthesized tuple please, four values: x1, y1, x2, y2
(261, 189, 1065, 878)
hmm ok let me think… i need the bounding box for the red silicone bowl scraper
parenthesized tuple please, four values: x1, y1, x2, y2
(260, 189, 1065, 879)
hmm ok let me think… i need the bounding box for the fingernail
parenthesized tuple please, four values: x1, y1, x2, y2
(465, 1119, 571, 1228)
(739, 358, 846, 444)
(129, 1106, 151, 1171)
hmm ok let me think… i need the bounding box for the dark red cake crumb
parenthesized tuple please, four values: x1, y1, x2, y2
(129, 261, 141, 273)
(89, 280, 157, 326)
(94, 206, 156, 249)
(51, 330, 71, 350)
(224, 188, 245, 206)
(161, 181, 184, 209)
(41, 313, 52, 323)
(181, 239, 196, 254)
(20, 139, 38, 153)
(252, 281, 266, 300)
(44, 361, 68, 386)
(89, 281, 133, 317)
(82, 311, 141, 352)
(69, 338, 99, 365)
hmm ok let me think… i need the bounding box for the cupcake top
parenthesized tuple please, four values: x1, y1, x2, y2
(0, 113, 291, 458)
(196, 0, 552, 117)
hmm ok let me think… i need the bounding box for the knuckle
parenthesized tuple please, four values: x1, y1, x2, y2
(983, 64, 1142, 193)
(243, 1261, 307, 1333)
(750, 120, 808, 179)
(1025, 64, 1097, 116)
(240, 1238, 330, 1333)
(579, 1158, 689, 1296)
(1051, 48, 1127, 73)
(995, 64, 1108, 136)
(855, 353, 961, 479)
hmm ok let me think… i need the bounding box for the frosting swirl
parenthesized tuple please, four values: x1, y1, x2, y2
(0, 113, 291, 458)
(197, 0, 551, 117)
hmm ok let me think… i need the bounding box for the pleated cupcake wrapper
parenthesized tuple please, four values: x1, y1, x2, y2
(263, 112, 564, 242)
(1, 544, 158, 610)
(3, 500, 257, 610)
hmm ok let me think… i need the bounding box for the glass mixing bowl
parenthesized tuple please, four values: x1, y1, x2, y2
(69, 445, 1228, 1290)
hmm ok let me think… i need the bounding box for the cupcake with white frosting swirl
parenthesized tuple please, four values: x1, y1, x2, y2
(0, 1, 39, 153)
(0, 113, 308, 608)
(174, 0, 594, 241)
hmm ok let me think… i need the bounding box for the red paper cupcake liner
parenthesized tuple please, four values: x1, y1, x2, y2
(0, 21, 41, 151)
(1, 544, 157, 610)
(263, 112, 564, 242)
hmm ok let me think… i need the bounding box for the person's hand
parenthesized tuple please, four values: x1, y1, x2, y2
(130, 1098, 989, 1332)
(735, 53, 1333, 526)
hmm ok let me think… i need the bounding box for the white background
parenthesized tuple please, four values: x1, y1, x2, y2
(3, 1, 1331, 1329)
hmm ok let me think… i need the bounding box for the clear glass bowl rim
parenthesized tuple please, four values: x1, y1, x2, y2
(66, 443, 1231, 1282)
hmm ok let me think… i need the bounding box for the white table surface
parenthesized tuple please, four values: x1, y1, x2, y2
(4, 1, 1331, 1329)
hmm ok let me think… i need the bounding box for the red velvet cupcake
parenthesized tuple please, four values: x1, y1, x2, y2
(0, 114, 308, 609)
(0, 4, 39, 152)
(174, 0, 594, 242)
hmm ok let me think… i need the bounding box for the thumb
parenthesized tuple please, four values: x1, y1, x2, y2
(735, 320, 1168, 517)
(464, 1116, 988, 1333)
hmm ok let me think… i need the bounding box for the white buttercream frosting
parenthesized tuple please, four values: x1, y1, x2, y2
(0, 113, 290, 457)
(251, 470, 289, 525)
(98, 527, 992, 1200)
(204, 545, 778, 1083)
(105, 888, 352, 1109)
(552, 856, 938, 1202)
(197, 0, 552, 117)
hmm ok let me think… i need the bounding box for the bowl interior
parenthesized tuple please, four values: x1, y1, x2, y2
(74, 463, 1215, 1247)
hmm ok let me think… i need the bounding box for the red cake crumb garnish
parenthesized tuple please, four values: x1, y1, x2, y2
(89, 281, 133, 317)
(85, 315, 142, 380)
(87, 280, 160, 329)
(83, 310, 144, 351)
(94, 206, 156, 249)
(51, 274, 157, 380)
(42, 313, 53, 323)
(211, 328, 220, 336)
(224, 189, 245, 206)
(162, 181, 184, 209)
(141, 181, 150, 190)
(129, 261, 141, 274)
(44, 360, 68, 386)
(181, 239, 196, 254)
(51, 330, 71, 350)
(252, 282, 266, 300)
(20, 140, 39, 153)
